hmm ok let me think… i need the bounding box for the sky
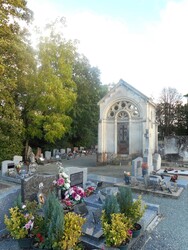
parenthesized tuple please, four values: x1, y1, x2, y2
(27, 0, 188, 102)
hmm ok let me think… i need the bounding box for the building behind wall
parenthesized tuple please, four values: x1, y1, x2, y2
(97, 79, 158, 164)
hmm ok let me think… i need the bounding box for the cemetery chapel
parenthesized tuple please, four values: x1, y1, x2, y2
(97, 79, 158, 164)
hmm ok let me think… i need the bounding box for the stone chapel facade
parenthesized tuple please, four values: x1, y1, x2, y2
(97, 79, 158, 164)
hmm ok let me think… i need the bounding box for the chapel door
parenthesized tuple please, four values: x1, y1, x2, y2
(117, 122, 129, 154)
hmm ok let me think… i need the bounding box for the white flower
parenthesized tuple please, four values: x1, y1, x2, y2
(39, 182, 44, 189)
(53, 180, 57, 185)
(64, 183, 70, 189)
(62, 172, 69, 178)
(22, 205, 26, 209)
(75, 194, 81, 201)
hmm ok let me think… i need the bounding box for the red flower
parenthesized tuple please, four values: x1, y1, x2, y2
(36, 233, 44, 242)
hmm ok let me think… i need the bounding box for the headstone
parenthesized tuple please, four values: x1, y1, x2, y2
(21, 173, 56, 202)
(132, 157, 143, 176)
(29, 152, 35, 163)
(1, 160, 14, 177)
(70, 171, 83, 187)
(153, 153, 161, 171)
(13, 155, 23, 165)
(60, 148, 66, 154)
(65, 167, 87, 188)
(73, 147, 78, 152)
(66, 148, 71, 154)
(45, 151, 51, 160)
(36, 147, 42, 160)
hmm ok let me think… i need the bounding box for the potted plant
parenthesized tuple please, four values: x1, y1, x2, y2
(4, 201, 36, 249)
(117, 186, 146, 238)
(101, 194, 133, 249)
(127, 195, 146, 238)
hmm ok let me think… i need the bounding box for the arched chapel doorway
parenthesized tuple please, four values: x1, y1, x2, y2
(107, 100, 140, 155)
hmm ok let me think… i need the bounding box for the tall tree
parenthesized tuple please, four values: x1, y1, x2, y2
(0, 0, 34, 162)
(19, 20, 77, 155)
(156, 87, 183, 139)
(67, 55, 107, 148)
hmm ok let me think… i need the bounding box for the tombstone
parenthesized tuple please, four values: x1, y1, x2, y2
(29, 152, 36, 164)
(36, 147, 42, 160)
(132, 157, 143, 176)
(45, 151, 51, 160)
(66, 148, 71, 154)
(65, 167, 87, 188)
(60, 148, 66, 154)
(73, 147, 78, 152)
(21, 173, 56, 202)
(70, 171, 83, 187)
(1, 160, 14, 177)
(13, 155, 23, 166)
(153, 153, 161, 171)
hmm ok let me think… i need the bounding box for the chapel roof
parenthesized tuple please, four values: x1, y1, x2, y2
(98, 79, 156, 107)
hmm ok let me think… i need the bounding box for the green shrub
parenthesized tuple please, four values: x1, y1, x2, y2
(102, 194, 119, 223)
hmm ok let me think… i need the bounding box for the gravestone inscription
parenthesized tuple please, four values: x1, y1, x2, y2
(70, 171, 83, 187)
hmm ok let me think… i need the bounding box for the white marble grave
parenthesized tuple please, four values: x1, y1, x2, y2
(60, 148, 65, 154)
(45, 151, 51, 160)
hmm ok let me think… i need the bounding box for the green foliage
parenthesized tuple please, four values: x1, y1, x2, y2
(117, 187, 146, 226)
(59, 212, 86, 250)
(42, 192, 64, 249)
(101, 212, 133, 247)
(102, 194, 119, 224)
(4, 206, 34, 239)
(156, 87, 183, 139)
(68, 55, 106, 147)
(127, 196, 146, 225)
(0, 0, 34, 161)
(117, 186, 133, 216)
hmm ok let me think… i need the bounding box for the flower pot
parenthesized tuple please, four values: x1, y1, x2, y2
(17, 237, 34, 249)
(132, 223, 142, 238)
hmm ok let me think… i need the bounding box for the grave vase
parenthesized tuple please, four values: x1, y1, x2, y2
(132, 223, 142, 238)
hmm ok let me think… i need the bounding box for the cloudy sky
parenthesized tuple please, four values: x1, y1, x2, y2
(28, 0, 188, 102)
